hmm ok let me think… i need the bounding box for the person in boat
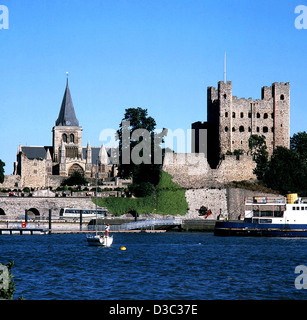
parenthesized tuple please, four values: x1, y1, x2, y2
(105, 224, 110, 237)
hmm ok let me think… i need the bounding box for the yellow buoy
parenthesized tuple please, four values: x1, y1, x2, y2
(120, 246, 126, 251)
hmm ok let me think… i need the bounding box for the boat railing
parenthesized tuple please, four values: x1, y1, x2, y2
(245, 196, 286, 205)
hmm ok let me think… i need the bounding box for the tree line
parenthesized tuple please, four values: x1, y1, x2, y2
(249, 132, 307, 195)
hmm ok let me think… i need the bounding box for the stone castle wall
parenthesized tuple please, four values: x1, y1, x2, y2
(185, 188, 227, 220)
(162, 152, 256, 189)
(0, 197, 104, 218)
(0, 175, 21, 189)
(184, 187, 281, 220)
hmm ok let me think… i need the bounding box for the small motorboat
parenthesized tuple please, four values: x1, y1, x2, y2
(87, 234, 113, 247)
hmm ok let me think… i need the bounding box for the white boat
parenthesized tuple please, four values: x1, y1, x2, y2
(214, 193, 307, 237)
(87, 234, 113, 247)
(86, 161, 113, 247)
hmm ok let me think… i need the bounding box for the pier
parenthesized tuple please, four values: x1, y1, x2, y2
(0, 212, 217, 234)
(0, 228, 49, 235)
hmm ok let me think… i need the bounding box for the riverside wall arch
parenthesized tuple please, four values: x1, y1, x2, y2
(0, 197, 103, 219)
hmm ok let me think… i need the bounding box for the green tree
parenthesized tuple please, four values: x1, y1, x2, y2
(290, 131, 307, 159)
(248, 135, 269, 180)
(263, 146, 307, 195)
(117, 107, 167, 185)
(0, 160, 5, 184)
(128, 182, 155, 197)
(61, 171, 88, 186)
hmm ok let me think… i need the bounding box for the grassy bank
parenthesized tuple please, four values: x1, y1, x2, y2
(94, 171, 188, 216)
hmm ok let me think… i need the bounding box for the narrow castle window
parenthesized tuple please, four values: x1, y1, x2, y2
(225, 112, 228, 118)
(240, 112, 244, 118)
(257, 113, 260, 118)
(257, 127, 260, 132)
(70, 134, 75, 143)
(264, 113, 268, 119)
(248, 113, 252, 118)
(280, 94, 285, 100)
(224, 94, 227, 99)
(232, 112, 236, 118)
(232, 127, 236, 132)
(225, 126, 228, 132)
(62, 134, 67, 143)
(248, 127, 251, 132)
(263, 126, 268, 133)
(239, 126, 244, 132)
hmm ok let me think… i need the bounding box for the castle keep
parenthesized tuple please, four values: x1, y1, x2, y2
(13, 80, 117, 188)
(192, 81, 290, 168)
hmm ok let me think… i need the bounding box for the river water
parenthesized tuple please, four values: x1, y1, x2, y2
(1, 232, 307, 300)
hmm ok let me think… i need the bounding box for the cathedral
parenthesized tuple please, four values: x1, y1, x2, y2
(14, 79, 117, 188)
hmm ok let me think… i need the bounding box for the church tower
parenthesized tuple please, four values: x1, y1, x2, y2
(52, 78, 83, 167)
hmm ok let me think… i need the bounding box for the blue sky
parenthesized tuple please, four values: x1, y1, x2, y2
(0, 0, 307, 173)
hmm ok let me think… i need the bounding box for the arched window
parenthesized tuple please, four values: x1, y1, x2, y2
(280, 94, 285, 100)
(225, 112, 228, 118)
(240, 112, 244, 118)
(232, 127, 236, 132)
(70, 134, 75, 143)
(232, 112, 236, 118)
(257, 113, 260, 118)
(225, 126, 229, 132)
(256, 127, 260, 132)
(263, 126, 268, 133)
(264, 113, 268, 119)
(239, 126, 245, 132)
(68, 164, 84, 176)
(62, 134, 67, 143)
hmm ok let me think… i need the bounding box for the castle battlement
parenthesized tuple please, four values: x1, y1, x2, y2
(193, 80, 290, 171)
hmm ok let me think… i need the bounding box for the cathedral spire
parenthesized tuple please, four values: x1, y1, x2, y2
(99, 143, 108, 165)
(55, 76, 79, 127)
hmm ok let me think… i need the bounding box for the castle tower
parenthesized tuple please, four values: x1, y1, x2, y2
(192, 80, 290, 168)
(52, 78, 83, 164)
(271, 82, 290, 149)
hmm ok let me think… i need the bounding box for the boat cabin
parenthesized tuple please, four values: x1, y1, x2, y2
(244, 195, 307, 225)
